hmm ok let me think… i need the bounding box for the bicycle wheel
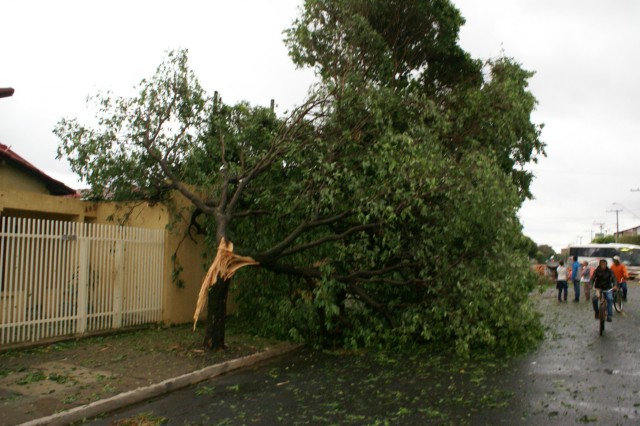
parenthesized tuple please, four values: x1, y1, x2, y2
(614, 290, 623, 313)
(599, 300, 606, 336)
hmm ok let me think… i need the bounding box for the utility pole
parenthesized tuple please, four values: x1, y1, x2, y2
(607, 209, 622, 242)
(593, 222, 605, 240)
(593, 222, 604, 235)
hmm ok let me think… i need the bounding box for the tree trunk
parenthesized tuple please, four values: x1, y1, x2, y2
(203, 277, 231, 350)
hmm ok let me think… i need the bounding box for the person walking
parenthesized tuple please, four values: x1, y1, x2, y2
(571, 255, 581, 302)
(556, 260, 568, 302)
(591, 259, 616, 321)
(610, 255, 629, 302)
(580, 260, 592, 301)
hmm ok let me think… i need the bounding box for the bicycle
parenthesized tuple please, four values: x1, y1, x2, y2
(595, 288, 614, 336)
(613, 286, 623, 313)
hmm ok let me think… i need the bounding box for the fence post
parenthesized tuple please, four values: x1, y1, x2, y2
(76, 224, 89, 334)
(113, 240, 124, 328)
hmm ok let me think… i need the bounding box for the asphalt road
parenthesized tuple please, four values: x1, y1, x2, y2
(90, 284, 640, 425)
(475, 283, 640, 425)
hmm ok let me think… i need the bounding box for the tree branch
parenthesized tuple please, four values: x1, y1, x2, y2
(137, 89, 219, 216)
(336, 261, 418, 282)
(232, 209, 270, 219)
(258, 261, 322, 280)
(258, 211, 353, 260)
(281, 222, 380, 257)
(347, 283, 397, 328)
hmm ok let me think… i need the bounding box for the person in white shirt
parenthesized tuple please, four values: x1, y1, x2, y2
(556, 260, 568, 302)
(580, 261, 591, 301)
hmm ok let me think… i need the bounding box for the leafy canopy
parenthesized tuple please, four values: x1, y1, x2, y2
(56, 0, 546, 357)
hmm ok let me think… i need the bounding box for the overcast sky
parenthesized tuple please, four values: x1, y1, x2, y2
(1, 0, 639, 252)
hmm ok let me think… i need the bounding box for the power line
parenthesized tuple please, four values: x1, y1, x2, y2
(613, 202, 640, 221)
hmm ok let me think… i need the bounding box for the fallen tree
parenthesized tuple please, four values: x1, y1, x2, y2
(56, 0, 545, 356)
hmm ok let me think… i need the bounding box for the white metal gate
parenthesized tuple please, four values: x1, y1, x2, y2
(0, 217, 165, 346)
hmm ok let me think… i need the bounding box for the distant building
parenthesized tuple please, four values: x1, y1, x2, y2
(617, 225, 640, 238)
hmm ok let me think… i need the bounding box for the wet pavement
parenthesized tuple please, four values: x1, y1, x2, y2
(475, 284, 640, 425)
(90, 284, 640, 425)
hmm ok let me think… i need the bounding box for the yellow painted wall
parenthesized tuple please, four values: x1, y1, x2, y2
(0, 189, 97, 222)
(0, 163, 49, 194)
(92, 199, 210, 325)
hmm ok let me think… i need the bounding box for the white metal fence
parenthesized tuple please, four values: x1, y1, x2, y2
(0, 217, 165, 346)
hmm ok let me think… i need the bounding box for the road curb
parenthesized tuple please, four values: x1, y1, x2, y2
(19, 343, 304, 426)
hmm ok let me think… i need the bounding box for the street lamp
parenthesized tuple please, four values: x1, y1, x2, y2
(0, 87, 14, 98)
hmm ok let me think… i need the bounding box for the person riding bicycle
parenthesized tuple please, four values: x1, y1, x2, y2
(591, 259, 617, 322)
(610, 255, 629, 302)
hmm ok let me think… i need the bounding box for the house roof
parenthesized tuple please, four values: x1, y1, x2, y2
(0, 143, 77, 196)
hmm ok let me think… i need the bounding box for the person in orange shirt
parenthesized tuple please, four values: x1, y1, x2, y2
(610, 255, 629, 302)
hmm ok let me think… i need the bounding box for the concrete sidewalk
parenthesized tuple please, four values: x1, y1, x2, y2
(0, 325, 297, 425)
(18, 343, 302, 426)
